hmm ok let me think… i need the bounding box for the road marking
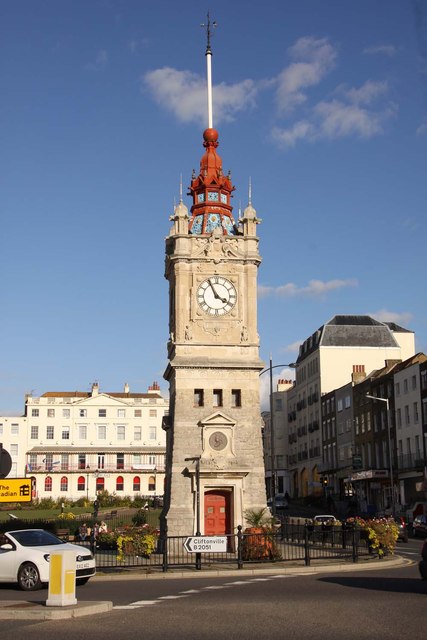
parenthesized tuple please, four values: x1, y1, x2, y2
(202, 585, 228, 590)
(113, 605, 142, 609)
(158, 595, 188, 600)
(224, 581, 251, 585)
(180, 589, 200, 594)
(131, 600, 159, 606)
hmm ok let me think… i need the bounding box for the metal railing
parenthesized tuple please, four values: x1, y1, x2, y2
(71, 521, 369, 572)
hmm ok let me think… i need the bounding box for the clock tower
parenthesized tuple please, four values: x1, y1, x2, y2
(162, 19, 267, 537)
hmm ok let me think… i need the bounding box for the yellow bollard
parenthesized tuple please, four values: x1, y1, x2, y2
(46, 549, 77, 607)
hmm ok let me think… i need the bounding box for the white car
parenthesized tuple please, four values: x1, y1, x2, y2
(0, 529, 96, 591)
(312, 515, 338, 525)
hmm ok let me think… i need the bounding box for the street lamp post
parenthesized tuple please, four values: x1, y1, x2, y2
(260, 358, 296, 516)
(184, 456, 201, 535)
(366, 394, 395, 515)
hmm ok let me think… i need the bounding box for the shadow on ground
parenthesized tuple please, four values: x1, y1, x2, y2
(319, 575, 427, 595)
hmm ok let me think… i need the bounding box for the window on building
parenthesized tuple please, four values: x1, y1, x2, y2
(395, 382, 400, 396)
(98, 453, 105, 469)
(96, 476, 104, 492)
(412, 375, 417, 390)
(10, 444, 18, 457)
(414, 402, 419, 423)
(396, 408, 402, 428)
(98, 409, 107, 418)
(275, 398, 283, 411)
(61, 454, 69, 471)
(62, 426, 70, 440)
(117, 425, 125, 440)
(78, 454, 86, 470)
(60, 476, 68, 492)
(46, 425, 54, 440)
(98, 425, 106, 440)
(213, 389, 223, 407)
(133, 476, 141, 492)
(29, 454, 37, 471)
(79, 425, 87, 440)
(231, 389, 242, 408)
(32, 409, 39, 417)
(79, 409, 87, 417)
(47, 408, 55, 417)
(403, 379, 408, 394)
(149, 426, 157, 440)
(134, 409, 142, 417)
(134, 426, 142, 441)
(62, 408, 70, 418)
(344, 395, 351, 409)
(337, 399, 343, 412)
(194, 389, 204, 407)
(45, 476, 52, 492)
(77, 476, 85, 492)
(116, 476, 124, 491)
(116, 453, 124, 470)
(148, 475, 156, 491)
(11, 423, 19, 436)
(149, 409, 157, 417)
(148, 455, 156, 466)
(117, 409, 126, 418)
(405, 405, 410, 425)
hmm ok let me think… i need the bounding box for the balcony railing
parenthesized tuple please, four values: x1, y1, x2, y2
(26, 463, 165, 474)
(397, 453, 425, 472)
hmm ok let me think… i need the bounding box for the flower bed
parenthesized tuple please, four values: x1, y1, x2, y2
(97, 524, 159, 561)
(346, 516, 399, 557)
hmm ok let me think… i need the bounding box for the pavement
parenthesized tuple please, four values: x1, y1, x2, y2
(0, 554, 413, 620)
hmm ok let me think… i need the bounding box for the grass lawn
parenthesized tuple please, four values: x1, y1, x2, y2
(0, 507, 92, 522)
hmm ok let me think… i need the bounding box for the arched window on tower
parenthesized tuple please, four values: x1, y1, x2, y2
(133, 476, 140, 492)
(45, 476, 52, 492)
(148, 475, 156, 492)
(116, 476, 124, 491)
(60, 476, 68, 492)
(77, 476, 85, 492)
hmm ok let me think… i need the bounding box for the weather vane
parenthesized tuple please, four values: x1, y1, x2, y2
(200, 11, 217, 55)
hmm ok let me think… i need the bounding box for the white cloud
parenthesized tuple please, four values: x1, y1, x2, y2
(87, 49, 108, 70)
(345, 80, 389, 105)
(314, 100, 385, 138)
(143, 67, 258, 125)
(368, 309, 413, 326)
(259, 278, 358, 298)
(363, 45, 398, 57)
(271, 121, 314, 147)
(276, 37, 337, 112)
(281, 340, 302, 354)
(416, 116, 427, 136)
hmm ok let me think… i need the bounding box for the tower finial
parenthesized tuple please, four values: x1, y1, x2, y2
(179, 173, 183, 203)
(248, 177, 252, 206)
(200, 12, 217, 129)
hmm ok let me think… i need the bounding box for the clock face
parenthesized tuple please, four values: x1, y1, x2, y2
(209, 431, 228, 451)
(197, 277, 237, 315)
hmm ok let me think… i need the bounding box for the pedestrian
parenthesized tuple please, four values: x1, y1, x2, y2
(99, 520, 108, 534)
(93, 499, 99, 518)
(78, 522, 88, 541)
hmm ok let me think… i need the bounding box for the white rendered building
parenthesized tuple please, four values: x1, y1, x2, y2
(3, 382, 168, 501)
(286, 316, 415, 497)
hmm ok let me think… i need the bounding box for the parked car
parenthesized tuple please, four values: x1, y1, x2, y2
(394, 516, 409, 542)
(413, 514, 427, 537)
(312, 515, 338, 525)
(0, 529, 96, 591)
(267, 494, 289, 510)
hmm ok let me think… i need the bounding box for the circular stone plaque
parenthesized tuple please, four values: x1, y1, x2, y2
(209, 431, 228, 451)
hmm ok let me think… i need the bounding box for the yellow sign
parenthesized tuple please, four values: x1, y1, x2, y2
(0, 478, 32, 503)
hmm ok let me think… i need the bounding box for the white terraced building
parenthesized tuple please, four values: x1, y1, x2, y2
(0, 382, 168, 501)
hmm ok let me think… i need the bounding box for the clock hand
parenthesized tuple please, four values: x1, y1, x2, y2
(208, 279, 227, 303)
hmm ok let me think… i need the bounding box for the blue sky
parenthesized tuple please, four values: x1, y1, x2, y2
(1, 0, 426, 415)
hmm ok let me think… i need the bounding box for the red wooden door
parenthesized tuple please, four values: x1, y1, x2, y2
(204, 490, 231, 535)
